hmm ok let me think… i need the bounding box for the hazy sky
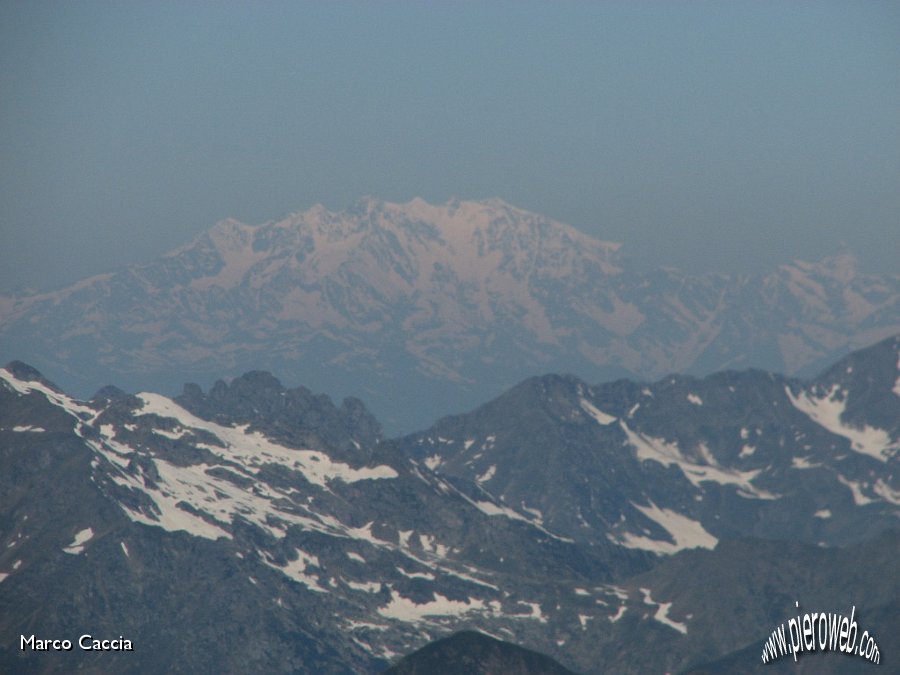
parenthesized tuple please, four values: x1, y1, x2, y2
(1, 1, 898, 291)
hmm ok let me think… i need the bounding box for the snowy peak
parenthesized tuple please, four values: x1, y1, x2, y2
(1, 198, 898, 432)
(402, 337, 900, 555)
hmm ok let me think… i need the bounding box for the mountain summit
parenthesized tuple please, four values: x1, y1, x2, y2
(1, 198, 897, 431)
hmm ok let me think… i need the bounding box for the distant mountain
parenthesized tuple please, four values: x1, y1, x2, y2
(0, 337, 898, 673)
(1, 197, 897, 432)
(382, 630, 578, 675)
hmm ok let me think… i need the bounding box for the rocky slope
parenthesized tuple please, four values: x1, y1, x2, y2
(0, 336, 897, 673)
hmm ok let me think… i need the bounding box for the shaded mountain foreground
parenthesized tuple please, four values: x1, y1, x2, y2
(382, 630, 577, 675)
(0, 335, 898, 673)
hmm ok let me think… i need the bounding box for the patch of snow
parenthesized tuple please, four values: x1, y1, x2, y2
(476, 465, 496, 483)
(613, 502, 717, 554)
(580, 398, 616, 425)
(424, 454, 442, 470)
(740, 427, 749, 440)
(377, 589, 486, 623)
(0, 368, 95, 421)
(511, 601, 547, 623)
(791, 456, 820, 470)
(578, 614, 593, 629)
(346, 551, 365, 563)
(120, 541, 129, 557)
(894, 350, 900, 398)
(814, 509, 832, 519)
(519, 503, 544, 522)
(641, 588, 688, 634)
(265, 549, 327, 593)
(63, 527, 94, 555)
(872, 479, 900, 506)
(575, 588, 589, 596)
(620, 421, 777, 499)
(687, 394, 703, 406)
(739, 445, 756, 458)
(786, 385, 896, 462)
(12, 425, 45, 432)
(345, 620, 390, 632)
(609, 605, 627, 622)
(464, 439, 475, 450)
(136, 393, 399, 484)
(346, 580, 381, 593)
(417, 534, 448, 557)
(396, 567, 435, 580)
(836, 475, 874, 506)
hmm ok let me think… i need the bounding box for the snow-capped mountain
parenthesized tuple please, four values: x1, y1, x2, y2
(1, 198, 897, 432)
(0, 337, 897, 673)
(399, 335, 900, 555)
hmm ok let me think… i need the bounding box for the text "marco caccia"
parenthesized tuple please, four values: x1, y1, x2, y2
(21, 634, 134, 651)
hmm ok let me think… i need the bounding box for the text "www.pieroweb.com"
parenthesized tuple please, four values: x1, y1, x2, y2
(761, 602, 880, 664)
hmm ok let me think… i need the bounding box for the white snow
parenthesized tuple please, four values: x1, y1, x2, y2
(265, 549, 327, 593)
(739, 445, 756, 458)
(396, 567, 435, 580)
(476, 465, 497, 483)
(511, 601, 548, 623)
(424, 454, 442, 470)
(609, 605, 627, 622)
(377, 589, 485, 623)
(580, 398, 616, 425)
(814, 509, 832, 519)
(872, 479, 900, 506)
(63, 527, 94, 555)
(786, 385, 897, 462)
(0, 368, 95, 420)
(120, 541, 130, 557)
(613, 502, 717, 554)
(12, 425, 45, 432)
(836, 475, 874, 506)
(417, 534, 449, 558)
(641, 588, 688, 634)
(687, 394, 703, 406)
(894, 350, 900, 398)
(346, 551, 366, 563)
(346, 580, 381, 593)
(578, 614, 593, 629)
(464, 439, 475, 450)
(791, 456, 820, 470)
(136, 393, 399, 485)
(620, 421, 776, 499)
(519, 503, 544, 522)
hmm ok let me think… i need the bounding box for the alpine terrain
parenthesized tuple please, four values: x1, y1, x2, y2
(0, 336, 898, 673)
(1, 198, 897, 432)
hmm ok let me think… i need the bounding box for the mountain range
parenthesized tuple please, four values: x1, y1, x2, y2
(1, 197, 898, 432)
(1, 335, 897, 673)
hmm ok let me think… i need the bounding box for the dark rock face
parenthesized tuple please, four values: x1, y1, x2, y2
(383, 631, 579, 675)
(0, 335, 897, 674)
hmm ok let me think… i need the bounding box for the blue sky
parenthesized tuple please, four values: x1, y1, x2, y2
(1, 1, 898, 291)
